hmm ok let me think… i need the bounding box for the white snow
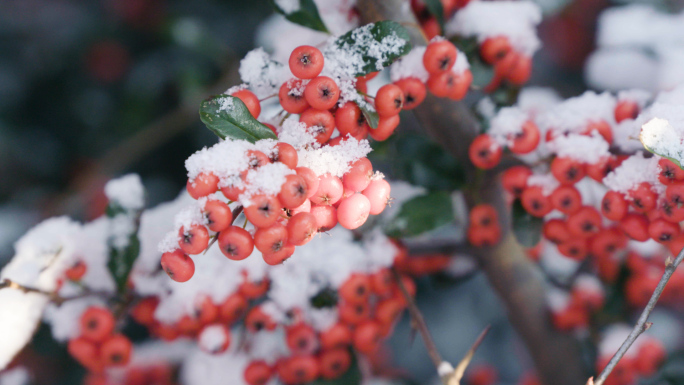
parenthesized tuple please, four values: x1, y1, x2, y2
(297, 136, 372, 177)
(389, 46, 429, 83)
(547, 133, 611, 164)
(274, 0, 300, 14)
(104, 174, 145, 211)
(603, 152, 660, 195)
(239, 48, 291, 99)
(0, 367, 29, 385)
(537, 91, 616, 136)
(447, 1, 543, 56)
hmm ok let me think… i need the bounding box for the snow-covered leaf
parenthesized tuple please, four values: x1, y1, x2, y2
(385, 191, 454, 238)
(640, 117, 684, 170)
(0, 289, 47, 370)
(512, 199, 542, 247)
(271, 0, 329, 33)
(334, 21, 412, 77)
(199, 95, 277, 143)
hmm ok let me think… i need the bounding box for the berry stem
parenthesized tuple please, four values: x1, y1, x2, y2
(357, 90, 375, 99)
(593, 248, 684, 385)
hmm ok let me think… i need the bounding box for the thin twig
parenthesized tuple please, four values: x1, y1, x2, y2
(391, 267, 443, 369)
(450, 325, 491, 384)
(0, 278, 109, 306)
(593, 249, 684, 385)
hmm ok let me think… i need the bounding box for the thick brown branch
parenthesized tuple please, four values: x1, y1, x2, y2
(593, 250, 684, 385)
(357, 3, 586, 385)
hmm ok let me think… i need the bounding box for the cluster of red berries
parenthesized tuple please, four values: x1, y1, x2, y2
(240, 267, 416, 385)
(466, 203, 502, 247)
(596, 337, 665, 385)
(160, 150, 392, 282)
(469, 119, 541, 170)
(550, 280, 604, 332)
(129, 271, 267, 347)
(479, 36, 532, 92)
(67, 307, 133, 373)
(623, 250, 684, 308)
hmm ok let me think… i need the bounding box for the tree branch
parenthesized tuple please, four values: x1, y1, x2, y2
(593, 249, 684, 385)
(357, 3, 586, 385)
(0, 278, 109, 306)
(392, 267, 443, 370)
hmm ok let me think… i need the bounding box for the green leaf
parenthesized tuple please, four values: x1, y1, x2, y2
(359, 103, 379, 129)
(334, 21, 412, 77)
(468, 55, 495, 88)
(385, 191, 454, 238)
(511, 199, 542, 247)
(106, 204, 143, 295)
(423, 0, 445, 33)
(199, 95, 277, 142)
(309, 350, 362, 385)
(271, 0, 329, 33)
(310, 287, 338, 309)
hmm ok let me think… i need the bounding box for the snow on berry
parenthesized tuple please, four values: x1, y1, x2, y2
(446, 1, 543, 56)
(603, 152, 660, 196)
(536, 91, 617, 136)
(547, 132, 611, 165)
(104, 174, 145, 211)
(390, 46, 429, 83)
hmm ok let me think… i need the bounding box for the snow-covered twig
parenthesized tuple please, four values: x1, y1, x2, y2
(593, 248, 684, 385)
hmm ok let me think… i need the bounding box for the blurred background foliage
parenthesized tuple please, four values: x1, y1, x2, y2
(1, 0, 682, 384)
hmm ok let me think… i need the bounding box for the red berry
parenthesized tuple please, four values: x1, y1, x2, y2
(586, 156, 618, 182)
(246, 150, 271, 169)
(507, 55, 532, 85)
(337, 194, 371, 229)
(280, 355, 319, 384)
(335, 102, 370, 138)
(218, 226, 254, 260)
(375, 297, 405, 326)
(130, 297, 159, 325)
(614, 100, 639, 123)
(549, 185, 582, 214)
(584, 120, 613, 144)
(296, 167, 319, 198)
(543, 219, 571, 244)
(204, 200, 233, 232)
(178, 224, 210, 255)
(343, 158, 373, 192)
(65, 260, 87, 281)
(339, 274, 371, 304)
(394, 77, 426, 110)
(510, 120, 540, 154)
(300, 108, 335, 143)
(338, 301, 370, 325)
(187, 172, 219, 199)
(557, 238, 588, 261)
(310, 205, 338, 231)
(648, 219, 680, 243)
(501, 166, 531, 195)
(469, 134, 502, 169)
(320, 323, 353, 350)
(286, 323, 318, 354)
(244, 194, 282, 228)
(368, 115, 400, 141)
(279, 79, 309, 114)
(551, 157, 585, 185)
(353, 320, 383, 354)
(620, 213, 650, 242)
(319, 348, 352, 379)
(278, 174, 309, 209)
(658, 158, 684, 185)
(231, 89, 261, 119)
(271, 142, 298, 169)
(101, 334, 132, 367)
(449, 70, 472, 101)
(68, 337, 103, 372)
(289, 45, 324, 79)
(590, 228, 626, 258)
(304, 76, 340, 110)
(423, 40, 458, 74)
(245, 306, 276, 332)
(219, 292, 248, 324)
(659, 198, 684, 223)
(469, 204, 498, 227)
(566, 206, 602, 238)
(375, 84, 404, 117)
(254, 223, 289, 254)
(629, 182, 657, 213)
(80, 307, 115, 343)
(161, 250, 195, 282)
(467, 224, 501, 247)
(520, 186, 552, 217)
(426, 71, 460, 98)
(244, 361, 273, 385)
(362, 179, 391, 215)
(287, 212, 318, 246)
(311, 174, 344, 205)
(601, 191, 628, 221)
(480, 36, 511, 64)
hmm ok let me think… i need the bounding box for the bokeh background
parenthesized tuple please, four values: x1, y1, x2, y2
(0, 0, 682, 384)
